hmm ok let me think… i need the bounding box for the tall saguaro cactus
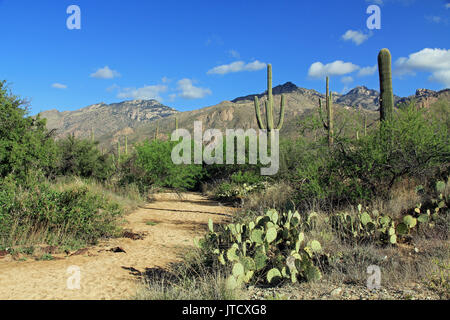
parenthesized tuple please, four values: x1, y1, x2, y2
(318, 76, 334, 147)
(175, 117, 179, 130)
(378, 48, 394, 122)
(254, 64, 286, 133)
(154, 120, 160, 141)
(117, 139, 121, 162)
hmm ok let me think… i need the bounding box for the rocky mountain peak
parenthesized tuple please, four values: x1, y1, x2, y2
(415, 88, 436, 98)
(272, 82, 298, 94)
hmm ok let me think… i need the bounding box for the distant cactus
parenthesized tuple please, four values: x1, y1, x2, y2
(125, 136, 128, 155)
(378, 48, 394, 122)
(175, 117, 179, 130)
(154, 121, 159, 141)
(90, 128, 95, 142)
(117, 139, 121, 162)
(318, 76, 334, 147)
(254, 64, 285, 133)
(363, 113, 367, 136)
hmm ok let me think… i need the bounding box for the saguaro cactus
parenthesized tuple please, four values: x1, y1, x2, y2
(318, 76, 334, 147)
(125, 136, 128, 155)
(363, 113, 367, 136)
(154, 121, 159, 141)
(90, 128, 95, 142)
(175, 117, 179, 130)
(254, 64, 285, 133)
(378, 48, 394, 122)
(117, 139, 121, 162)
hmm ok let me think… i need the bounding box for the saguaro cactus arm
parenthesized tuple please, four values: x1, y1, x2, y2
(277, 95, 285, 130)
(254, 96, 265, 130)
(318, 99, 329, 130)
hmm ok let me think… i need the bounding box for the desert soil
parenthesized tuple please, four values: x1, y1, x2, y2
(0, 192, 235, 300)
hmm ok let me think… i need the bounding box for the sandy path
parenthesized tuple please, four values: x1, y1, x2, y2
(0, 193, 234, 300)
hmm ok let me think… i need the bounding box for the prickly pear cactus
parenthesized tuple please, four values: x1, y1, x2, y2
(197, 210, 323, 288)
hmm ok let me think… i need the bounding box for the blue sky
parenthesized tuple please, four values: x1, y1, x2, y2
(0, 0, 449, 115)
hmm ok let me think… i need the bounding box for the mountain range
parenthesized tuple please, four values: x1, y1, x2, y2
(39, 83, 450, 148)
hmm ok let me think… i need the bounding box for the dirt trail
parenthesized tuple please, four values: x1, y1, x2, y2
(0, 193, 235, 300)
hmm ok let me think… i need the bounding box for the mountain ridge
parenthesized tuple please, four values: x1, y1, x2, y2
(39, 82, 449, 147)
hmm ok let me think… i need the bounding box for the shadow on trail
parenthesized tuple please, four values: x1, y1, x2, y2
(138, 206, 233, 218)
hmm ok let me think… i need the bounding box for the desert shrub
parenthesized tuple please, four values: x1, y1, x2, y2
(335, 103, 449, 200)
(0, 176, 123, 249)
(115, 152, 152, 194)
(276, 102, 449, 210)
(57, 135, 114, 181)
(0, 81, 59, 181)
(135, 139, 203, 190)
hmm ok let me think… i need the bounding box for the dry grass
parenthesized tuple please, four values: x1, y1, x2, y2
(371, 178, 422, 219)
(52, 176, 145, 214)
(134, 249, 246, 300)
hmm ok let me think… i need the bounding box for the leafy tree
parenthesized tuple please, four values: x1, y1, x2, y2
(336, 102, 450, 199)
(0, 81, 58, 180)
(136, 139, 203, 190)
(57, 134, 113, 180)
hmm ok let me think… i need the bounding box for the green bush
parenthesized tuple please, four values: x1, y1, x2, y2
(57, 135, 114, 181)
(136, 139, 203, 190)
(0, 81, 58, 181)
(336, 103, 449, 200)
(0, 177, 123, 249)
(275, 102, 450, 209)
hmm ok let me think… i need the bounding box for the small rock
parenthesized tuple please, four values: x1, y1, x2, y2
(70, 248, 90, 256)
(109, 247, 126, 253)
(330, 287, 343, 297)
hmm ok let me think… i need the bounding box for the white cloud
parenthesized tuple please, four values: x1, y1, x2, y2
(205, 35, 224, 46)
(426, 15, 442, 23)
(168, 94, 177, 102)
(341, 76, 354, 84)
(106, 84, 120, 92)
(358, 65, 377, 77)
(429, 70, 450, 87)
(308, 60, 360, 78)
(207, 60, 266, 75)
(52, 83, 67, 89)
(341, 30, 370, 45)
(394, 48, 450, 87)
(177, 79, 212, 99)
(445, 3, 450, 9)
(90, 66, 121, 79)
(117, 85, 168, 101)
(229, 50, 240, 59)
